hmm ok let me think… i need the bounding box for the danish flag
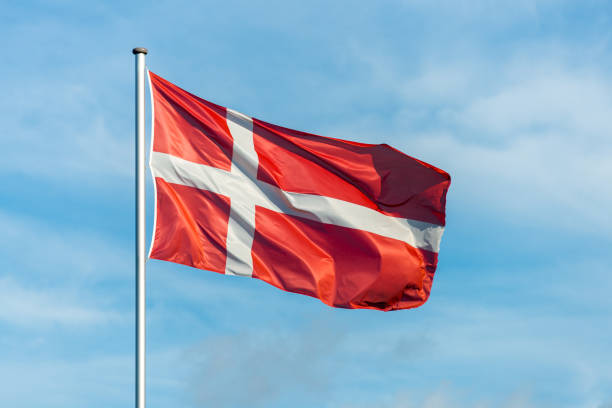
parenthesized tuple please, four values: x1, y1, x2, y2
(147, 72, 451, 311)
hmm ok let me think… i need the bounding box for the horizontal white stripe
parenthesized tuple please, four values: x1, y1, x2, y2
(151, 151, 444, 253)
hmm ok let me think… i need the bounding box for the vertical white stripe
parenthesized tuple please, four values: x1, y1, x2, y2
(224, 109, 258, 277)
(227, 109, 258, 178)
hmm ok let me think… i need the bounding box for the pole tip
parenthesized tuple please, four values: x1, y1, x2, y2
(132, 47, 148, 55)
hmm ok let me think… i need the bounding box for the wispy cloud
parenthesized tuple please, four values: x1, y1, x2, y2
(320, 45, 612, 236)
(340, 385, 545, 408)
(183, 321, 344, 408)
(0, 77, 132, 184)
(0, 353, 132, 408)
(0, 210, 130, 281)
(0, 276, 121, 326)
(1, 1, 611, 408)
(0, 210, 130, 327)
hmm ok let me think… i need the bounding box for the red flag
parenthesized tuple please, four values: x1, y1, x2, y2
(147, 72, 451, 311)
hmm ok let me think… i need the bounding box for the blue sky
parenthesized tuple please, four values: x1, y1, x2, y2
(1, 1, 611, 407)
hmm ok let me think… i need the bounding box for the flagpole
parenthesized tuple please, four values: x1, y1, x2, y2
(133, 46, 148, 408)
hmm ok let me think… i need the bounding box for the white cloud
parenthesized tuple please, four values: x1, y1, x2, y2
(398, 0, 568, 27)
(454, 68, 612, 140)
(0, 354, 132, 408)
(0, 210, 129, 327)
(0, 61, 132, 184)
(322, 46, 612, 236)
(340, 386, 543, 408)
(0, 210, 130, 282)
(406, 130, 612, 234)
(0, 276, 120, 326)
(182, 322, 344, 408)
(0, 3, 610, 408)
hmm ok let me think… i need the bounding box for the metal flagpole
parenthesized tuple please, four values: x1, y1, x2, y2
(133, 46, 148, 408)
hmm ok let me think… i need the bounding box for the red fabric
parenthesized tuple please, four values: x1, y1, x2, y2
(252, 206, 437, 311)
(254, 119, 450, 225)
(150, 178, 231, 273)
(148, 72, 451, 311)
(149, 72, 233, 170)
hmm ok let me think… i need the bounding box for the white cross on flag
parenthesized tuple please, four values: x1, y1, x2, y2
(147, 72, 451, 311)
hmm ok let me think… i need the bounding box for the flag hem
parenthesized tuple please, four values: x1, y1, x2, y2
(146, 69, 159, 259)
